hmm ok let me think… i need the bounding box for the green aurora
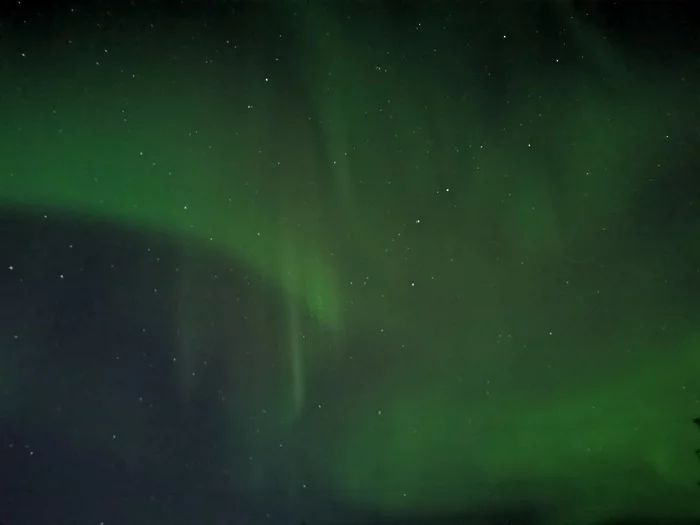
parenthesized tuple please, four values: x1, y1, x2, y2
(1, 2, 699, 523)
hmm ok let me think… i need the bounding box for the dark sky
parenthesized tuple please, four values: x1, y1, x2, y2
(1, 1, 699, 524)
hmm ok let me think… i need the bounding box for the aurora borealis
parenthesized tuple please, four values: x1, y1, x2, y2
(1, 1, 700, 524)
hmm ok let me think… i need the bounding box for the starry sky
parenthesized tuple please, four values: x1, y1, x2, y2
(1, 1, 699, 524)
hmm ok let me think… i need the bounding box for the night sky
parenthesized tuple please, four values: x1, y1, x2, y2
(1, 1, 699, 524)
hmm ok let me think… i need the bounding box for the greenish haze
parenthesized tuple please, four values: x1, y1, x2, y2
(1, 3, 699, 522)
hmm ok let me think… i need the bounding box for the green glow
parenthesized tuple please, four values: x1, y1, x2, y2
(325, 334, 700, 522)
(2, 2, 699, 522)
